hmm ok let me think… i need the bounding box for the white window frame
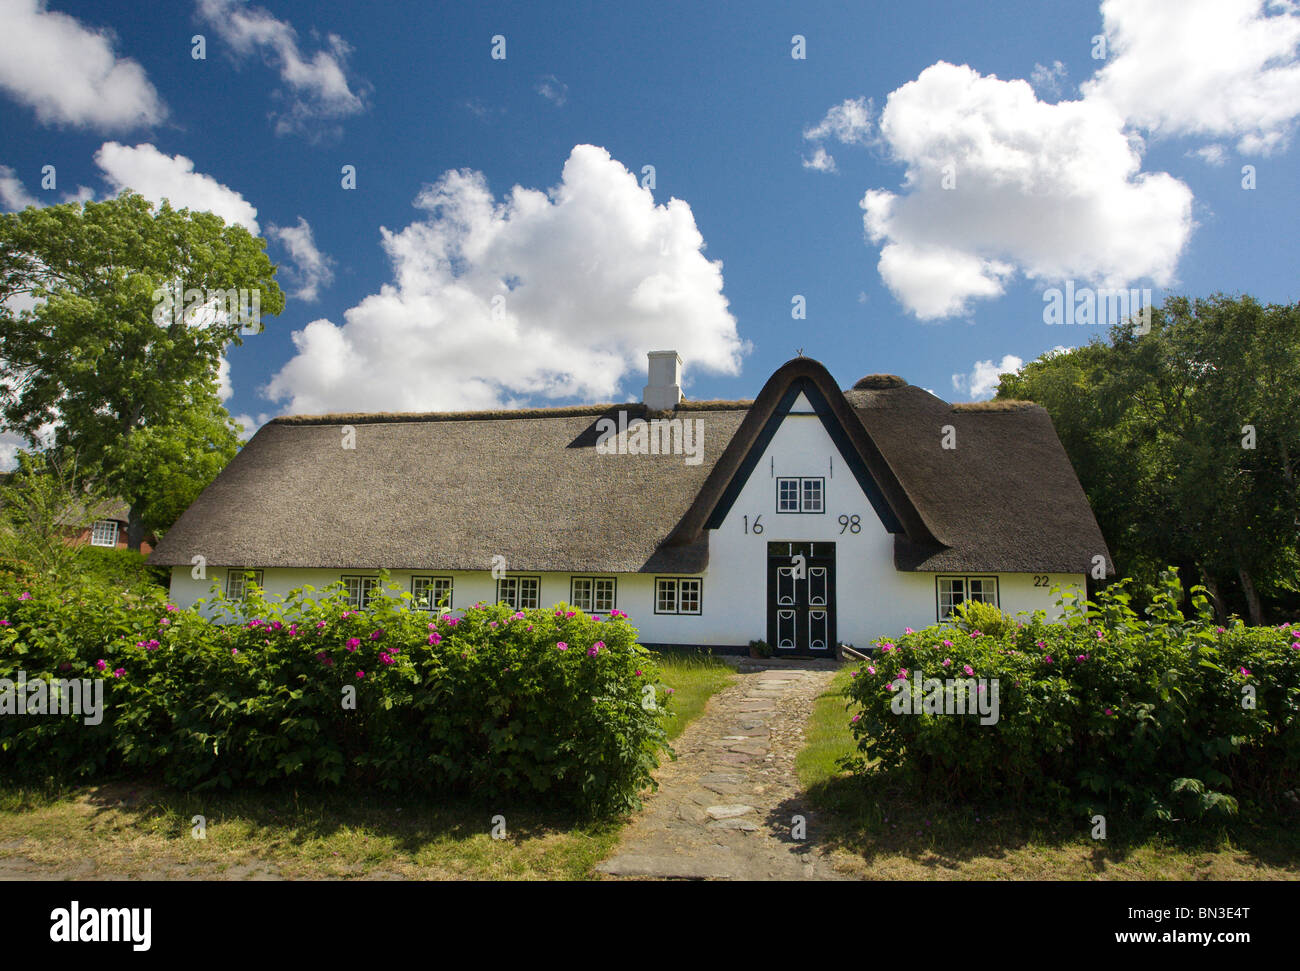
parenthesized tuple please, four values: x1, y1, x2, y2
(777, 478, 801, 512)
(936, 576, 999, 620)
(412, 576, 453, 611)
(89, 519, 119, 547)
(776, 477, 825, 514)
(226, 569, 264, 601)
(654, 577, 702, 615)
(570, 576, 616, 613)
(341, 575, 380, 610)
(497, 576, 540, 610)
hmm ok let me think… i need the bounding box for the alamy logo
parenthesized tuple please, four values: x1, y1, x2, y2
(49, 901, 151, 951)
(595, 410, 703, 466)
(0, 673, 103, 725)
(1042, 282, 1152, 334)
(890, 671, 1000, 725)
(152, 279, 262, 333)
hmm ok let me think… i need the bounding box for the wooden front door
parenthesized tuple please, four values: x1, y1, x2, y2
(766, 541, 836, 656)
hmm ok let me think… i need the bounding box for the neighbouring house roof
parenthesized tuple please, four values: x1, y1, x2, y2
(54, 496, 130, 527)
(148, 357, 1112, 575)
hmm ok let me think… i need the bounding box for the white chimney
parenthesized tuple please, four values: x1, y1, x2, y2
(643, 350, 683, 411)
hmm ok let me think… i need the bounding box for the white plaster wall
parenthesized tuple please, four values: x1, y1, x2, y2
(165, 410, 1087, 645)
(692, 411, 1086, 646)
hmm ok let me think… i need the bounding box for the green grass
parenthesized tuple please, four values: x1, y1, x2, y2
(797, 666, 1300, 880)
(0, 781, 625, 880)
(0, 649, 736, 880)
(654, 651, 737, 741)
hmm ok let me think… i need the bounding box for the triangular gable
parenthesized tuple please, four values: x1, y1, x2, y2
(664, 357, 942, 549)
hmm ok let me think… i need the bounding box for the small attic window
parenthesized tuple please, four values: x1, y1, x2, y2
(90, 520, 119, 547)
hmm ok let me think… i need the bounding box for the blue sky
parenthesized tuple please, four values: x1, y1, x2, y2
(1, 0, 1298, 438)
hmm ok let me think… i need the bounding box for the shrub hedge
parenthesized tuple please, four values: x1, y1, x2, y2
(0, 577, 670, 815)
(845, 572, 1300, 822)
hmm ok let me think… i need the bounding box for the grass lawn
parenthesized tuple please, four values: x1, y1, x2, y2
(657, 650, 737, 741)
(0, 651, 735, 881)
(798, 667, 1300, 880)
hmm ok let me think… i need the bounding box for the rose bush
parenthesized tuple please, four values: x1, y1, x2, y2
(0, 577, 670, 815)
(844, 571, 1300, 822)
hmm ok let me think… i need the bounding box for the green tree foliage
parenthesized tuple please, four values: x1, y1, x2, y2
(0, 193, 284, 548)
(997, 294, 1300, 622)
(0, 449, 106, 581)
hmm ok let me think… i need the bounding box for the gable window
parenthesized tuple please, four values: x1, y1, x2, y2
(776, 477, 824, 513)
(90, 519, 120, 547)
(936, 576, 999, 620)
(655, 577, 702, 615)
(412, 576, 453, 611)
(342, 575, 380, 610)
(497, 576, 540, 610)
(570, 576, 616, 613)
(226, 569, 264, 601)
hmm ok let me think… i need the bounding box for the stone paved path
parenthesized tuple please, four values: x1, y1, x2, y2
(597, 658, 844, 880)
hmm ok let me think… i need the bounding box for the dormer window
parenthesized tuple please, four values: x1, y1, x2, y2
(777, 477, 824, 513)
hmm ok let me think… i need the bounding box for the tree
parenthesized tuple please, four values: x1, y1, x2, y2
(0, 193, 283, 549)
(998, 294, 1300, 624)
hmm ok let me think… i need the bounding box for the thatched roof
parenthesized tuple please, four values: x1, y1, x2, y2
(843, 383, 1113, 574)
(149, 358, 1111, 575)
(54, 496, 129, 527)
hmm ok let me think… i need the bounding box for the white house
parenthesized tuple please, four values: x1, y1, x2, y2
(149, 353, 1112, 656)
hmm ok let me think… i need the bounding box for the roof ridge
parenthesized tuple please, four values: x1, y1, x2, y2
(269, 399, 755, 426)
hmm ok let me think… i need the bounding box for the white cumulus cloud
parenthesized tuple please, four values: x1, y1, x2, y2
(802, 96, 872, 172)
(267, 216, 334, 301)
(952, 354, 1024, 400)
(0, 164, 38, 210)
(1083, 0, 1300, 155)
(860, 62, 1193, 319)
(265, 144, 746, 415)
(0, 0, 166, 131)
(94, 142, 259, 233)
(196, 0, 367, 137)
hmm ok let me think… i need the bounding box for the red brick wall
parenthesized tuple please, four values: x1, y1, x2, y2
(67, 523, 155, 555)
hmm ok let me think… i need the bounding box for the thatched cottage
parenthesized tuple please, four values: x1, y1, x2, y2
(149, 353, 1111, 656)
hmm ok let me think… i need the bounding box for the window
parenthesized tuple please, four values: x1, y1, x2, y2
(936, 576, 999, 619)
(801, 478, 824, 513)
(412, 576, 453, 611)
(226, 569, 264, 600)
(570, 576, 616, 613)
(655, 577, 702, 615)
(90, 519, 119, 547)
(776, 477, 825, 513)
(342, 575, 380, 610)
(497, 576, 540, 610)
(777, 478, 801, 512)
